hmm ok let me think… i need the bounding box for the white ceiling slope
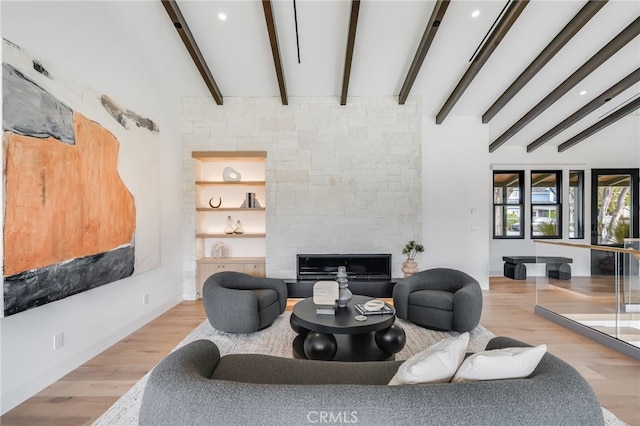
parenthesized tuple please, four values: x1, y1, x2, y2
(161, 0, 639, 152)
(12, 0, 634, 153)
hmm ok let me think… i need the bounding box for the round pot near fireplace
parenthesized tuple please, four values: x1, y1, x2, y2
(402, 259, 419, 278)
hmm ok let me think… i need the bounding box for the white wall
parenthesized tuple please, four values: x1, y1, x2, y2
(0, 2, 183, 413)
(182, 97, 423, 298)
(182, 99, 638, 296)
(422, 116, 491, 288)
(489, 115, 640, 276)
(421, 112, 639, 287)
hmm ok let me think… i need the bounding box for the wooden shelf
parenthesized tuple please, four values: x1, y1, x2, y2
(196, 233, 266, 238)
(193, 152, 266, 285)
(197, 257, 265, 263)
(192, 151, 266, 162)
(196, 180, 265, 186)
(196, 207, 265, 212)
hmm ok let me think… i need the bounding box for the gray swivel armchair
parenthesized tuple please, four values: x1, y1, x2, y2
(392, 268, 482, 332)
(202, 271, 287, 333)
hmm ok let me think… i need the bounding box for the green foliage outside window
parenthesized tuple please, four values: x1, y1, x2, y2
(537, 222, 557, 236)
(612, 221, 630, 244)
(507, 213, 519, 229)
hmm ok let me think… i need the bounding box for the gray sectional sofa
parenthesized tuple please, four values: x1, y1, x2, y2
(139, 336, 604, 425)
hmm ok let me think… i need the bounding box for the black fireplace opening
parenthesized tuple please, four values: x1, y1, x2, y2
(287, 253, 396, 298)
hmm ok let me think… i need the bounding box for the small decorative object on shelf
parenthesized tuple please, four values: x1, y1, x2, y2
(222, 167, 241, 182)
(240, 192, 262, 208)
(224, 216, 235, 234)
(234, 220, 244, 234)
(211, 242, 230, 258)
(208, 197, 222, 208)
(336, 266, 352, 308)
(402, 240, 424, 278)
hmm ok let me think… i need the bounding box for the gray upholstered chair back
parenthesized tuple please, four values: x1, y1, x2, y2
(205, 271, 287, 311)
(203, 271, 287, 333)
(406, 268, 478, 293)
(393, 267, 482, 332)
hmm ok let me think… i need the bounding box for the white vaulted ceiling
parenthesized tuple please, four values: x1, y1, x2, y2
(109, 1, 640, 151)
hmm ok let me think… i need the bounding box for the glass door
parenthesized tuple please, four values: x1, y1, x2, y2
(591, 169, 639, 274)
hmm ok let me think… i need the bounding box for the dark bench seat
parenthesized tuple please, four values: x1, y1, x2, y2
(503, 256, 573, 280)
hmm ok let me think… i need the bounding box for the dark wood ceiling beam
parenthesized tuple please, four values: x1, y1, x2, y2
(527, 68, 640, 152)
(482, 0, 606, 123)
(398, 0, 450, 105)
(161, 0, 223, 105)
(601, 175, 631, 186)
(262, 0, 288, 105)
(557, 97, 640, 152)
(435, 0, 529, 124)
(340, 0, 361, 106)
(531, 173, 555, 186)
(503, 176, 520, 187)
(489, 16, 640, 152)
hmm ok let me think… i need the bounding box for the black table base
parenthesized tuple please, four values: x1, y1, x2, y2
(292, 324, 406, 362)
(290, 295, 407, 362)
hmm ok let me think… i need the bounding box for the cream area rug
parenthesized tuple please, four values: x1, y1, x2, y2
(93, 313, 627, 426)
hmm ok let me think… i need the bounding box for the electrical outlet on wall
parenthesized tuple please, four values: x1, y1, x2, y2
(143, 294, 149, 305)
(53, 333, 64, 350)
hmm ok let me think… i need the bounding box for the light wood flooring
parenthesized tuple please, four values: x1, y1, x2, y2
(2, 277, 639, 425)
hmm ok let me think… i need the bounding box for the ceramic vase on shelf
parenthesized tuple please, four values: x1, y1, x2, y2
(402, 259, 419, 278)
(234, 220, 244, 234)
(212, 242, 229, 259)
(224, 216, 234, 234)
(336, 266, 352, 308)
(240, 192, 262, 208)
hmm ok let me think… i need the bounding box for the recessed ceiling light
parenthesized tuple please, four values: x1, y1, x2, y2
(471, 10, 480, 18)
(579, 90, 587, 96)
(218, 12, 227, 21)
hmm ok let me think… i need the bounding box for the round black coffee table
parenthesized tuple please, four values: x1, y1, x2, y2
(290, 295, 406, 361)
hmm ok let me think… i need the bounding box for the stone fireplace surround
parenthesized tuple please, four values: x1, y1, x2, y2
(182, 97, 422, 299)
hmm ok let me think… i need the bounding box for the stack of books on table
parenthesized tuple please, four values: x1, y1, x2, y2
(354, 303, 395, 316)
(316, 305, 336, 315)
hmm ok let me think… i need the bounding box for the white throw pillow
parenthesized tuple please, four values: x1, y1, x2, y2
(388, 332, 469, 385)
(451, 344, 547, 383)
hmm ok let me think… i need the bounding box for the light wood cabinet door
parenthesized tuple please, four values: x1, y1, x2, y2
(196, 263, 217, 298)
(244, 262, 266, 276)
(196, 258, 266, 298)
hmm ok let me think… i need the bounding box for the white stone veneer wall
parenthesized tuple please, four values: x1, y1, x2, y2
(182, 97, 422, 298)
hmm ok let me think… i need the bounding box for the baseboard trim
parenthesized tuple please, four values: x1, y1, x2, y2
(535, 306, 640, 361)
(624, 303, 640, 313)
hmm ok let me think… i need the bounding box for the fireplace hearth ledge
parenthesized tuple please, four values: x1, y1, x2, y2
(287, 253, 397, 298)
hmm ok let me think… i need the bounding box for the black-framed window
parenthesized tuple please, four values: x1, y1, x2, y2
(569, 170, 584, 239)
(591, 168, 639, 246)
(493, 171, 524, 238)
(531, 171, 561, 238)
